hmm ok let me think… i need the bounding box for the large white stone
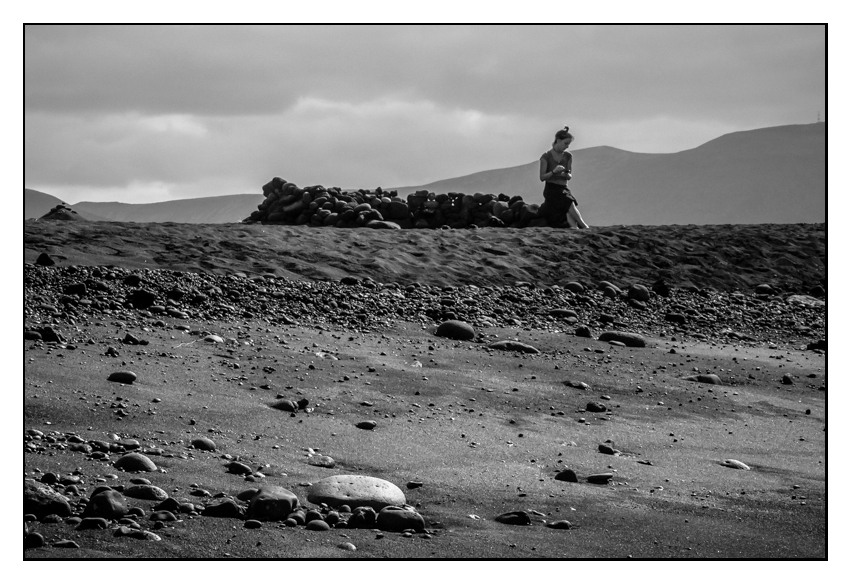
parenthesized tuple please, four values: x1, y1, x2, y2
(306, 475, 405, 511)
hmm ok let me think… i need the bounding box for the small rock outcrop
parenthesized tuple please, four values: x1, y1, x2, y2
(39, 204, 86, 221)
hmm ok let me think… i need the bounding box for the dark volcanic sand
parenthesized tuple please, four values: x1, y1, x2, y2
(24, 221, 825, 292)
(23, 221, 826, 560)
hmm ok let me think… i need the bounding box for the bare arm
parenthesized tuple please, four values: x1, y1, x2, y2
(540, 157, 566, 182)
(539, 158, 550, 182)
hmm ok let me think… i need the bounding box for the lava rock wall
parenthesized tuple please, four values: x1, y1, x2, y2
(243, 177, 547, 229)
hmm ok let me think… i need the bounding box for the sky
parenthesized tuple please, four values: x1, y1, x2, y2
(24, 24, 826, 204)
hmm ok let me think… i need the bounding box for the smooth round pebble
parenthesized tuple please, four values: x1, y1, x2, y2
(555, 469, 579, 483)
(107, 371, 137, 384)
(124, 484, 169, 501)
(495, 511, 531, 525)
(149, 510, 177, 522)
(114, 453, 157, 472)
(24, 532, 46, 548)
(597, 331, 647, 348)
(587, 473, 614, 484)
(191, 437, 217, 451)
(377, 505, 425, 533)
(720, 459, 751, 470)
(435, 320, 475, 341)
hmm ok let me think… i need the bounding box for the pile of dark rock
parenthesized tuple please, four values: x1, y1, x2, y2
(243, 177, 545, 229)
(40, 204, 85, 221)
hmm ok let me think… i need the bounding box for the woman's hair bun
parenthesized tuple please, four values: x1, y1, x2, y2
(554, 126, 573, 142)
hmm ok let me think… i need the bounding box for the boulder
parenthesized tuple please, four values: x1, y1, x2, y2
(376, 505, 426, 532)
(191, 437, 217, 451)
(123, 485, 168, 501)
(720, 459, 750, 470)
(436, 320, 475, 341)
(549, 309, 578, 319)
(247, 485, 300, 521)
(574, 325, 592, 338)
(554, 469, 578, 483)
(201, 499, 245, 519)
(807, 339, 827, 351)
(627, 284, 650, 302)
(786, 295, 825, 308)
(306, 475, 405, 511)
(114, 453, 157, 472)
(365, 220, 401, 230)
(40, 327, 64, 343)
(494, 511, 531, 525)
(107, 371, 137, 384)
(488, 340, 540, 354)
(597, 331, 647, 348)
(387, 200, 410, 220)
(24, 480, 72, 519)
(685, 374, 723, 385)
(306, 519, 331, 531)
(587, 473, 614, 485)
(83, 488, 128, 519)
(128, 289, 158, 309)
(226, 461, 253, 475)
(347, 506, 378, 528)
(35, 252, 55, 266)
(598, 281, 622, 293)
(665, 313, 687, 325)
(272, 399, 299, 412)
(651, 280, 671, 297)
(598, 444, 619, 455)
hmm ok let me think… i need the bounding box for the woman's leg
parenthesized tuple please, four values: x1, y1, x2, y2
(568, 203, 589, 228)
(564, 210, 578, 228)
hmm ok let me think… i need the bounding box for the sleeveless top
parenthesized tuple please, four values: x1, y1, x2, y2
(541, 150, 572, 186)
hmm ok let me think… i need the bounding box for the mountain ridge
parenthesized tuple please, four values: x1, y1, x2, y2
(25, 122, 825, 225)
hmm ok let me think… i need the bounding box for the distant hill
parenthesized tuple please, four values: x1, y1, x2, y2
(71, 194, 264, 224)
(394, 122, 826, 225)
(25, 189, 66, 219)
(24, 188, 108, 221)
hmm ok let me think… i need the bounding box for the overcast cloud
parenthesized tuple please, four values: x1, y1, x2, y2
(24, 24, 826, 203)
